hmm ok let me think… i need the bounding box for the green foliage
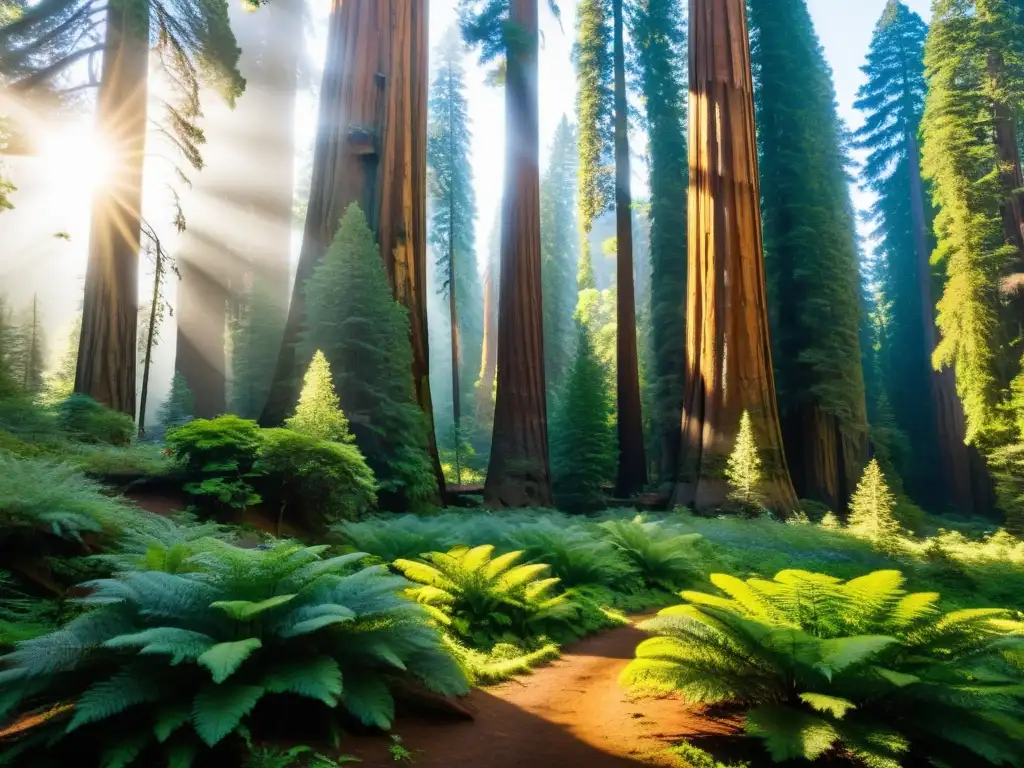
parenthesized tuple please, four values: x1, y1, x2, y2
(506, 517, 633, 588)
(302, 204, 435, 511)
(628, 0, 688, 484)
(0, 296, 46, 397)
(749, 0, 868, 470)
(855, 1, 942, 503)
(165, 416, 263, 512)
(598, 517, 701, 590)
(443, 634, 562, 684)
(395, 545, 578, 648)
(664, 741, 749, 768)
(286, 351, 352, 444)
(540, 116, 580, 394)
(254, 429, 376, 529)
(57, 395, 134, 446)
(0, 456, 139, 546)
(0, 572, 63, 647)
(0, 541, 468, 765)
(623, 569, 1024, 767)
(574, 0, 613, 236)
(335, 515, 455, 564)
(39, 314, 79, 407)
(157, 372, 195, 432)
(725, 412, 764, 510)
(550, 322, 615, 512)
(847, 460, 902, 547)
(921, 0, 1024, 446)
(230, 281, 286, 421)
(70, 443, 174, 481)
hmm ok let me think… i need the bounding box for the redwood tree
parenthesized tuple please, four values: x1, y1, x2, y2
(674, 0, 797, 512)
(462, 0, 555, 507)
(260, 0, 443, 495)
(612, 0, 646, 496)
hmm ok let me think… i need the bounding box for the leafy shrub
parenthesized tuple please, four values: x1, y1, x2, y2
(506, 518, 635, 588)
(0, 395, 58, 442)
(334, 515, 455, 563)
(598, 517, 702, 590)
(70, 443, 174, 480)
(96, 513, 231, 575)
(443, 635, 562, 685)
(254, 429, 376, 529)
(0, 540, 468, 765)
(0, 456, 138, 546)
(165, 415, 263, 512)
(622, 569, 1024, 767)
(395, 545, 578, 648)
(56, 394, 134, 446)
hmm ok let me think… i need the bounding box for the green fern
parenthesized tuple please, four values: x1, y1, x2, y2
(395, 545, 579, 648)
(505, 518, 637, 588)
(622, 569, 1024, 767)
(0, 540, 468, 766)
(598, 516, 702, 590)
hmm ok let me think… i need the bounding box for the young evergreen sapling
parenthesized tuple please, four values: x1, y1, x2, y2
(285, 350, 352, 444)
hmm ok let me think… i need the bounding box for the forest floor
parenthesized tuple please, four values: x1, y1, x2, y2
(343, 619, 741, 767)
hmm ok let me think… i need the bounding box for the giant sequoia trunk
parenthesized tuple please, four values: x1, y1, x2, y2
(260, 0, 443, 495)
(672, 0, 797, 512)
(484, 0, 553, 507)
(74, 3, 149, 416)
(612, 0, 646, 497)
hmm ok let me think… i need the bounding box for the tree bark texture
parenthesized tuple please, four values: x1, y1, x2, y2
(672, 0, 797, 512)
(782, 405, 864, 511)
(75, 3, 149, 416)
(484, 0, 553, 507)
(261, 0, 389, 427)
(613, 0, 647, 497)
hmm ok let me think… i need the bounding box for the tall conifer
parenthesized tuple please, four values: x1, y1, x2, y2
(428, 26, 482, 455)
(575, 0, 614, 237)
(749, 0, 868, 511)
(630, 0, 688, 484)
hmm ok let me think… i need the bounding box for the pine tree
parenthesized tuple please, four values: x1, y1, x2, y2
(157, 372, 195, 430)
(575, 0, 614, 236)
(302, 203, 435, 509)
(726, 411, 764, 509)
(229, 280, 286, 421)
(540, 116, 579, 396)
(630, 0, 688, 485)
(847, 459, 901, 545)
(749, 0, 868, 511)
(428, 25, 482, 461)
(11, 295, 45, 396)
(461, 0, 560, 507)
(854, 1, 959, 509)
(1, 0, 245, 415)
(922, 0, 1024, 448)
(286, 350, 353, 444)
(550, 322, 615, 512)
(0, 295, 17, 394)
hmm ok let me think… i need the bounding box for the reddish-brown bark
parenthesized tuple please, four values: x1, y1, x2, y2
(260, 0, 443, 496)
(672, 0, 797, 512)
(484, 0, 553, 508)
(74, 4, 149, 416)
(613, 0, 647, 498)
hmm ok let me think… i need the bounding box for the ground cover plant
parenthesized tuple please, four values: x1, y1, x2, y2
(622, 569, 1024, 767)
(0, 539, 468, 766)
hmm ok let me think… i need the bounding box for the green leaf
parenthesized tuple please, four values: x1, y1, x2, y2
(68, 668, 163, 732)
(342, 675, 395, 729)
(100, 733, 149, 768)
(211, 594, 297, 621)
(873, 667, 920, 687)
(745, 704, 840, 761)
(798, 692, 857, 719)
(192, 683, 265, 746)
(279, 614, 355, 638)
(104, 628, 216, 665)
(197, 638, 263, 683)
(262, 656, 343, 706)
(154, 704, 192, 743)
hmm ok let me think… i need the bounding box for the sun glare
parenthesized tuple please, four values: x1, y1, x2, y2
(40, 125, 115, 190)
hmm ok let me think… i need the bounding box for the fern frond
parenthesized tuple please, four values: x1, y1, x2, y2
(192, 683, 265, 746)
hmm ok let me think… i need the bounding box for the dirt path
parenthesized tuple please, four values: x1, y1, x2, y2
(345, 621, 739, 767)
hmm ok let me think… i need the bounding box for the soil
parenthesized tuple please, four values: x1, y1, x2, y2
(344, 621, 741, 768)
